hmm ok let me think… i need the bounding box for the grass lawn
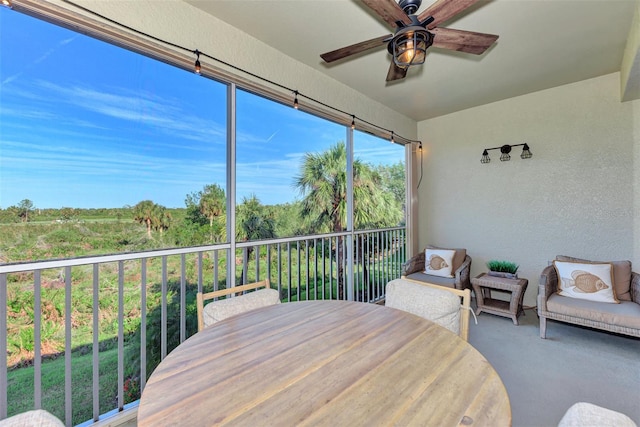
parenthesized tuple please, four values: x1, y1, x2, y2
(7, 345, 123, 425)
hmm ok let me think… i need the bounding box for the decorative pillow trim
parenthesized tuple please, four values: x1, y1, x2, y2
(553, 260, 619, 304)
(424, 249, 455, 278)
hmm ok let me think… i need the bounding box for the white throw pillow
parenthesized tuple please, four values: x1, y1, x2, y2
(553, 261, 618, 303)
(424, 249, 455, 278)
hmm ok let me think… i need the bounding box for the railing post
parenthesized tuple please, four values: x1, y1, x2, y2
(180, 254, 186, 343)
(161, 257, 167, 360)
(227, 83, 237, 289)
(0, 273, 7, 419)
(92, 264, 100, 422)
(64, 265, 72, 425)
(346, 125, 354, 301)
(33, 271, 41, 410)
(140, 259, 147, 392)
(118, 261, 124, 410)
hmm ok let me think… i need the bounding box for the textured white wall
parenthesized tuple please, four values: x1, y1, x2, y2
(417, 73, 639, 306)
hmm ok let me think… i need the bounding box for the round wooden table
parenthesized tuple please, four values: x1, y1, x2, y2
(138, 300, 511, 426)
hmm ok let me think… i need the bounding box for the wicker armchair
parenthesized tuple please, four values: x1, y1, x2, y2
(401, 247, 472, 290)
(538, 263, 640, 339)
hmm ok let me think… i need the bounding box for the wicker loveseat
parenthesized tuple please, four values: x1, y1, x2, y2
(538, 256, 640, 338)
(401, 246, 471, 290)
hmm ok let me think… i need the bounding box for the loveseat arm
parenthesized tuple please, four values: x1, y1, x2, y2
(538, 264, 558, 312)
(631, 271, 640, 303)
(401, 252, 425, 277)
(455, 255, 472, 290)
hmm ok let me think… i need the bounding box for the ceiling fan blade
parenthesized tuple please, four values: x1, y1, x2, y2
(430, 27, 498, 54)
(321, 34, 391, 63)
(418, 0, 480, 28)
(361, 0, 412, 28)
(386, 62, 408, 82)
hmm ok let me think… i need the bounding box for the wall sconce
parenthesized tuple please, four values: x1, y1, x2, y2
(481, 143, 532, 164)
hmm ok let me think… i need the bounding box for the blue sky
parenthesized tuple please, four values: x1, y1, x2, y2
(0, 7, 404, 209)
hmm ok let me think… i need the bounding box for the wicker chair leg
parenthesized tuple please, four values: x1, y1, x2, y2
(540, 316, 547, 338)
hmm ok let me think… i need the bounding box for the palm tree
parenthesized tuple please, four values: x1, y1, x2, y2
(236, 195, 275, 284)
(295, 142, 347, 234)
(152, 206, 172, 234)
(133, 200, 158, 238)
(235, 195, 273, 239)
(199, 184, 226, 241)
(294, 141, 403, 299)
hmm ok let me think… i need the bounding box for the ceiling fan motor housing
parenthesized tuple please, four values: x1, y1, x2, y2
(399, 0, 422, 15)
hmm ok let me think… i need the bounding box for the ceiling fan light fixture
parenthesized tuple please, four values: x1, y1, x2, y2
(390, 27, 433, 68)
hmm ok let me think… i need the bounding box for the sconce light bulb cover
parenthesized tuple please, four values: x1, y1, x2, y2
(481, 149, 490, 164)
(521, 143, 533, 159)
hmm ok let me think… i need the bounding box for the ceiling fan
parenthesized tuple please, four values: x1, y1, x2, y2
(320, 0, 499, 82)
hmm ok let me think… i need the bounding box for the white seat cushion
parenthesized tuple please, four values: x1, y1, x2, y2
(202, 288, 280, 327)
(558, 402, 637, 427)
(385, 279, 460, 334)
(0, 410, 64, 427)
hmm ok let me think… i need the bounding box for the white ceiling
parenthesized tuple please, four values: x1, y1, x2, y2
(186, 0, 638, 121)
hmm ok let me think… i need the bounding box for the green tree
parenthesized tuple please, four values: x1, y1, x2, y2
(199, 184, 226, 242)
(184, 193, 208, 227)
(375, 161, 406, 215)
(294, 142, 403, 298)
(236, 195, 276, 284)
(59, 207, 77, 222)
(152, 206, 172, 234)
(236, 195, 275, 242)
(269, 202, 303, 238)
(17, 199, 35, 223)
(0, 206, 20, 223)
(133, 200, 164, 238)
(294, 141, 401, 232)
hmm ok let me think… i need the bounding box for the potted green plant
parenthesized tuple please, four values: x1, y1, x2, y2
(486, 260, 519, 279)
